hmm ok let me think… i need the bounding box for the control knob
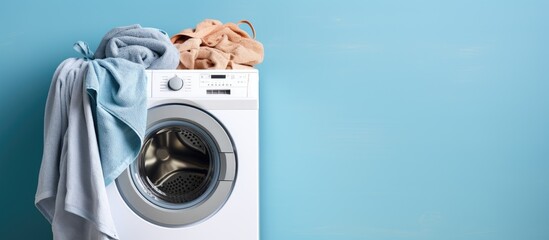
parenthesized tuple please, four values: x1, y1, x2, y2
(167, 75, 184, 91)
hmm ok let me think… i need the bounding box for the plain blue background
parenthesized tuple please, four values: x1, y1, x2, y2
(1, 0, 548, 239)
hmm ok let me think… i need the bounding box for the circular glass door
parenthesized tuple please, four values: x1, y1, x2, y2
(132, 121, 220, 209)
(116, 104, 237, 227)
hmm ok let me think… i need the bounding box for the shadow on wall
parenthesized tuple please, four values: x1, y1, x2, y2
(0, 62, 57, 240)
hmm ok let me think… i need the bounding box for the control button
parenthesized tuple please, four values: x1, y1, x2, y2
(167, 75, 184, 91)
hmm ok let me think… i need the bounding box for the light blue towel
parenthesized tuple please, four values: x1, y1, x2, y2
(35, 58, 118, 240)
(90, 25, 178, 184)
(36, 25, 177, 240)
(86, 57, 147, 185)
(94, 24, 179, 69)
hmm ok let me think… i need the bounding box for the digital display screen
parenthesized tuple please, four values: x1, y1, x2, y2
(211, 75, 226, 79)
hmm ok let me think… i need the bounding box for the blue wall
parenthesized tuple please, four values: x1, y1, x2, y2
(1, 0, 548, 239)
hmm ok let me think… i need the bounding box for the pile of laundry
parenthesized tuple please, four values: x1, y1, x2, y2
(35, 20, 263, 240)
(171, 19, 263, 69)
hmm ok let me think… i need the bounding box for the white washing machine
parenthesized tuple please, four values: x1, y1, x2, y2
(106, 69, 259, 239)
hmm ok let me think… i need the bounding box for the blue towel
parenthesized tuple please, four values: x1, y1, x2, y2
(36, 24, 178, 240)
(86, 57, 147, 185)
(36, 58, 119, 240)
(89, 24, 178, 184)
(94, 24, 179, 69)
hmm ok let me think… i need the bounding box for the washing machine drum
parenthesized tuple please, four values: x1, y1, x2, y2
(116, 104, 236, 227)
(139, 126, 214, 205)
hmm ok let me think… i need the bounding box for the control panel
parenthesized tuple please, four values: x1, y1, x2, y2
(147, 70, 257, 99)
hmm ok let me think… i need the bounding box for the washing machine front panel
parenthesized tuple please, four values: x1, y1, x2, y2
(116, 104, 236, 227)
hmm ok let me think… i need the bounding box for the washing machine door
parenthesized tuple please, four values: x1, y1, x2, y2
(116, 104, 236, 227)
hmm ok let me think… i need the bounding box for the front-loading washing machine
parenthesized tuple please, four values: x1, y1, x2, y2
(106, 69, 259, 239)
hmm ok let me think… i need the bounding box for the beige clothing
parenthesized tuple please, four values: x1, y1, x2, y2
(171, 19, 264, 69)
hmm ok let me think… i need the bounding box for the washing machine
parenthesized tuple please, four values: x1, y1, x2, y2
(106, 69, 259, 239)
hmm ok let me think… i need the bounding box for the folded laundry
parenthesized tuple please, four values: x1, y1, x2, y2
(35, 58, 118, 240)
(171, 19, 264, 69)
(95, 24, 180, 69)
